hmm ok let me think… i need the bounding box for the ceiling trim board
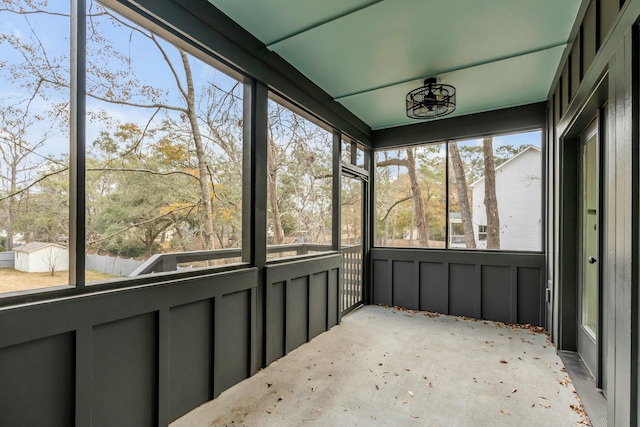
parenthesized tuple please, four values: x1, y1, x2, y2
(265, 0, 385, 47)
(333, 41, 569, 101)
(370, 97, 550, 131)
(372, 102, 546, 150)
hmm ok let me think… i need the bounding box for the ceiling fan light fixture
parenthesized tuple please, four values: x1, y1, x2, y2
(406, 77, 456, 119)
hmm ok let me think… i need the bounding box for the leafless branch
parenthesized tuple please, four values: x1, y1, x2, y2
(379, 196, 412, 222)
(0, 167, 68, 202)
(86, 203, 199, 245)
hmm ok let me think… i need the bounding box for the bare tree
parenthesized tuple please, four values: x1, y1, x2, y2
(267, 138, 285, 244)
(377, 148, 430, 246)
(449, 142, 476, 248)
(482, 137, 500, 249)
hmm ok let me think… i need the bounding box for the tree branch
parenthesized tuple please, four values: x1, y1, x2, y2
(376, 158, 408, 168)
(379, 196, 412, 222)
(87, 203, 199, 245)
(0, 167, 68, 202)
(87, 167, 200, 182)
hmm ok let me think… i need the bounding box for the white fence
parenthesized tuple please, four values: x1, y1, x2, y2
(0, 252, 14, 268)
(85, 253, 145, 277)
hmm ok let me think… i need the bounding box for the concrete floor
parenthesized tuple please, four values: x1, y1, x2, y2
(172, 305, 590, 427)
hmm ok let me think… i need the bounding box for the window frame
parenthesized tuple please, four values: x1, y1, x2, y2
(372, 128, 545, 254)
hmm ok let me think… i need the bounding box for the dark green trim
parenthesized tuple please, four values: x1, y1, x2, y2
(372, 103, 546, 149)
(70, 0, 86, 287)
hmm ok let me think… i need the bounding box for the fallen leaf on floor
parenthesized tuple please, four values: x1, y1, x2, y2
(500, 409, 510, 415)
(410, 415, 419, 419)
(511, 389, 517, 394)
(266, 410, 272, 414)
(427, 382, 433, 388)
(500, 359, 508, 364)
(405, 368, 411, 371)
(311, 387, 316, 392)
(531, 403, 535, 408)
(540, 403, 551, 409)
(278, 396, 284, 401)
(267, 383, 273, 388)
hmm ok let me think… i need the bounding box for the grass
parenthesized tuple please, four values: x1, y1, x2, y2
(0, 268, 116, 294)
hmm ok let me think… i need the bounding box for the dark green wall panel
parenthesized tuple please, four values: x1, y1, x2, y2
(517, 267, 543, 325)
(449, 264, 477, 318)
(286, 276, 309, 353)
(373, 259, 392, 306)
(215, 290, 251, 395)
(481, 266, 511, 323)
(583, 2, 597, 75)
(309, 271, 328, 340)
(0, 333, 74, 427)
(392, 261, 419, 310)
(600, 0, 620, 45)
(168, 300, 213, 422)
(92, 314, 158, 427)
(268, 281, 286, 363)
(371, 249, 545, 325)
(327, 269, 339, 328)
(419, 262, 448, 313)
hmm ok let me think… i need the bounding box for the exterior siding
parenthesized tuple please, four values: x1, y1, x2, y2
(472, 148, 542, 251)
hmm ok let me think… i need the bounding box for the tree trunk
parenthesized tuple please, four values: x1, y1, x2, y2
(145, 228, 153, 258)
(377, 153, 429, 246)
(482, 137, 500, 249)
(180, 50, 215, 251)
(267, 138, 284, 244)
(405, 148, 430, 246)
(449, 142, 476, 248)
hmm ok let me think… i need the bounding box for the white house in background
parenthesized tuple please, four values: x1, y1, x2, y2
(14, 242, 69, 273)
(471, 146, 541, 251)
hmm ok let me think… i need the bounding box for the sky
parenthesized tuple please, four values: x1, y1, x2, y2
(0, 0, 241, 161)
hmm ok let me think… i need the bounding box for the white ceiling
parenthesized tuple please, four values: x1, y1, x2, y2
(208, 0, 582, 130)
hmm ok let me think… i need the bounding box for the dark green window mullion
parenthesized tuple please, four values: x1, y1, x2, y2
(445, 141, 451, 250)
(349, 140, 357, 166)
(70, 0, 86, 287)
(243, 80, 268, 268)
(332, 131, 342, 252)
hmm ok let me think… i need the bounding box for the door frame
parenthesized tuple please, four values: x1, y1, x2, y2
(576, 120, 603, 385)
(558, 100, 607, 391)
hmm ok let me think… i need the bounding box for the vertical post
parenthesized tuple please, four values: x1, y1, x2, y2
(243, 80, 267, 267)
(364, 146, 373, 305)
(70, 0, 86, 287)
(349, 140, 357, 166)
(445, 142, 450, 249)
(332, 132, 342, 252)
(333, 132, 342, 319)
(243, 80, 268, 368)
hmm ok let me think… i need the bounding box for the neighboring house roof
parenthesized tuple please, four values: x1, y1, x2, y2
(14, 242, 67, 253)
(470, 145, 541, 188)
